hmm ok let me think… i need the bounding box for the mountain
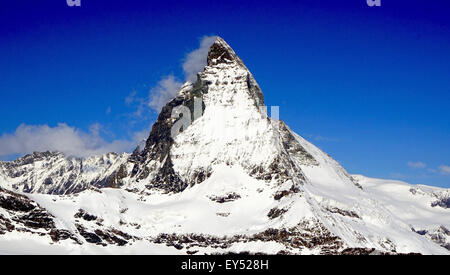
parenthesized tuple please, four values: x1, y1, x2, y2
(0, 151, 128, 194)
(0, 37, 449, 255)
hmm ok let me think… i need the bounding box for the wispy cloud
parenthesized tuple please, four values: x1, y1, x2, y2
(182, 35, 218, 83)
(148, 75, 183, 112)
(125, 90, 138, 106)
(0, 123, 144, 158)
(305, 134, 339, 142)
(123, 89, 149, 120)
(389, 172, 409, 180)
(438, 165, 450, 175)
(147, 35, 217, 113)
(407, 161, 426, 169)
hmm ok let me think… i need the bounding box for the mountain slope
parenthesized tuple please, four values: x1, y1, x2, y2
(353, 175, 450, 251)
(0, 37, 448, 255)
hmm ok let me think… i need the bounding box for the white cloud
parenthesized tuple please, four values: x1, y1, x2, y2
(0, 123, 143, 158)
(305, 134, 339, 142)
(148, 75, 183, 112)
(438, 165, 450, 175)
(407, 161, 426, 169)
(130, 127, 151, 145)
(147, 35, 218, 112)
(182, 35, 218, 83)
(390, 173, 409, 180)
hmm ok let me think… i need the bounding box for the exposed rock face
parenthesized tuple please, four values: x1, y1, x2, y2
(413, 226, 450, 251)
(0, 187, 138, 247)
(0, 187, 37, 212)
(74, 209, 98, 222)
(152, 219, 343, 254)
(431, 192, 450, 209)
(128, 90, 192, 193)
(0, 187, 56, 235)
(208, 192, 241, 203)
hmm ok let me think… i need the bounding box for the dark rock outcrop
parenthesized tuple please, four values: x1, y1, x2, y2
(431, 197, 450, 209)
(209, 193, 241, 203)
(74, 209, 98, 222)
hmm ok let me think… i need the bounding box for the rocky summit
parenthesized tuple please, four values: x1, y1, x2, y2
(0, 37, 449, 255)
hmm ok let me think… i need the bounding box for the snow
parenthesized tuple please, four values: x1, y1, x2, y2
(171, 55, 279, 184)
(353, 175, 450, 233)
(287, 129, 448, 254)
(26, 165, 276, 237)
(0, 233, 183, 255)
(0, 152, 128, 194)
(7, 150, 444, 255)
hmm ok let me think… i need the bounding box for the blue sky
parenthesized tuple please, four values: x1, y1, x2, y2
(0, 0, 449, 187)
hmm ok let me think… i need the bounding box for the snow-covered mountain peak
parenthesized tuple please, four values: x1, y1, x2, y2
(127, 37, 305, 194)
(207, 36, 244, 67)
(202, 38, 264, 106)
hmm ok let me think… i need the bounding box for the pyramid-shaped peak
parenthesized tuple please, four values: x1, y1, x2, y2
(211, 36, 232, 49)
(207, 37, 244, 66)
